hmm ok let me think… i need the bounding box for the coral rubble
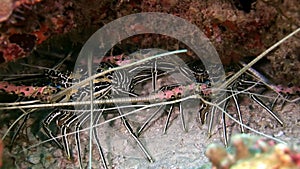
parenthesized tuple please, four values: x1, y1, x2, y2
(205, 134, 300, 169)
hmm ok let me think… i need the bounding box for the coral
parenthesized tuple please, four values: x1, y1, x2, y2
(141, 0, 279, 64)
(0, 0, 75, 64)
(133, 0, 300, 84)
(0, 0, 299, 85)
(205, 134, 300, 169)
(266, 37, 300, 86)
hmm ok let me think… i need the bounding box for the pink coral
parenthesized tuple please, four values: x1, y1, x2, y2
(206, 134, 300, 169)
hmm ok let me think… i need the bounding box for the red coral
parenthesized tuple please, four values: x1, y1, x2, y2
(0, 0, 75, 65)
(32, 24, 50, 44)
(0, 43, 25, 62)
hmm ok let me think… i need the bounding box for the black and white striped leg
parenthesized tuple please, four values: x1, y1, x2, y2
(231, 90, 245, 133)
(60, 111, 78, 160)
(163, 101, 186, 134)
(221, 99, 230, 147)
(11, 113, 30, 144)
(279, 95, 291, 110)
(198, 103, 209, 125)
(179, 102, 186, 132)
(271, 94, 281, 110)
(250, 94, 284, 126)
(74, 112, 91, 169)
(151, 60, 158, 92)
(217, 99, 229, 146)
(137, 105, 164, 136)
(93, 109, 108, 169)
(61, 124, 72, 159)
(116, 107, 154, 163)
(207, 106, 216, 138)
(221, 108, 228, 147)
(163, 104, 175, 134)
(220, 89, 245, 147)
(42, 110, 64, 149)
(271, 94, 290, 111)
(75, 118, 83, 168)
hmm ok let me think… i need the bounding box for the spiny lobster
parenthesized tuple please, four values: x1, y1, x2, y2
(0, 50, 299, 169)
